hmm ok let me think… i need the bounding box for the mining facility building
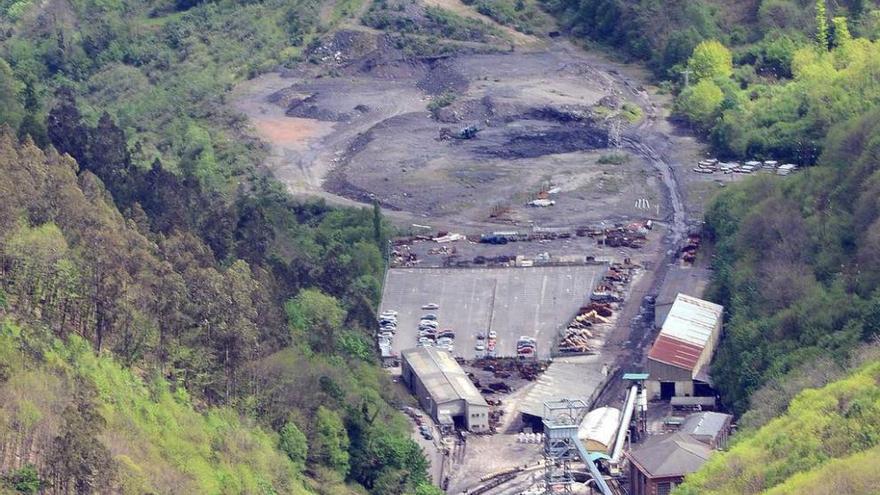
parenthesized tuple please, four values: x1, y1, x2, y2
(646, 294, 723, 401)
(401, 347, 489, 432)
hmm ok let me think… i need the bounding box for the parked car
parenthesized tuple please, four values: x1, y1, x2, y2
(423, 431, 433, 440)
(381, 310, 398, 317)
(476, 332, 486, 340)
(437, 331, 455, 339)
(437, 337, 453, 346)
(422, 314, 438, 321)
(488, 330, 497, 339)
(422, 303, 439, 310)
(419, 320, 438, 328)
(475, 342, 486, 351)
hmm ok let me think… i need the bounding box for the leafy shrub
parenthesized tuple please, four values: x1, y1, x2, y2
(597, 153, 629, 164)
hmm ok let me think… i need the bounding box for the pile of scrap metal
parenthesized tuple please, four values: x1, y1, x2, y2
(390, 243, 418, 267)
(590, 222, 650, 248)
(591, 260, 637, 302)
(681, 233, 701, 264)
(489, 408, 504, 430)
(590, 282, 622, 303)
(472, 255, 514, 266)
(477, 357, 546, 380)
(558, 302, 614, 354)
(427, 245, 455, 255)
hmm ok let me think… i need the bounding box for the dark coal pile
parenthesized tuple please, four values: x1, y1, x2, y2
(285, 94, 351, 121)
(477, 122, 609, 159)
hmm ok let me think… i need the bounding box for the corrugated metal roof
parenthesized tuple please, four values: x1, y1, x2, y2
(402, 347, 487, 406)
(648, 334, 704, 371)
(661, 294, 722, 346)
(680, 412, 731, 439)
(518, 355, 606, 418)
(648, 294, 722, 373)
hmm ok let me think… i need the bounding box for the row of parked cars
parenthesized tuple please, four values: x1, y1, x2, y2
(404, 407, 434, 440)
(474, 330, 498, 357)
(377, 310, 398, 351)
(417, 304, 456, 353)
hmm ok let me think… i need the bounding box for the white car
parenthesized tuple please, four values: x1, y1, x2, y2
(422, 303, 439, 310)
(381, 310, 398, 317)
(488, 330, 497, 339)
(419, 320, 438, 328)
(474, 342, 486, 351)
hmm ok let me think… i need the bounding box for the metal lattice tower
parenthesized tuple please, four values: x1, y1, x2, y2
(541, 399, 589, 495)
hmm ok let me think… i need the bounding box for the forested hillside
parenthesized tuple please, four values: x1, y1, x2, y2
(701, 104, 880, 415)
(548, 0, 880, 162)
(0, 129, 435, 494)
(0, 0, 442, 493)
(675, 359, 880, 494)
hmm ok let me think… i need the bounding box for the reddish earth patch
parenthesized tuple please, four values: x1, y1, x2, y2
(252, 117, 332, 149)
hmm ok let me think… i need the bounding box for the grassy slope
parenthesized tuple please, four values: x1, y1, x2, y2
(675, 361, 880, 494)
(0, 321, 310, 494)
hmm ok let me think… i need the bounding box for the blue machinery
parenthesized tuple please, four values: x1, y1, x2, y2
(541, 399, 613, 495)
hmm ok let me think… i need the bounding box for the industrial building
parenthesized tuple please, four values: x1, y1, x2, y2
(646, 294, 723, 401)
(401, 347, 489, 432)
(625, 432, 712, 495)
(679, 411, 733, 450)
(653, 267, 710, 329)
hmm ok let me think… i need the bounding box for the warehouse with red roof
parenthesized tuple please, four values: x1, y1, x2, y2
(646, 294, 723, 401)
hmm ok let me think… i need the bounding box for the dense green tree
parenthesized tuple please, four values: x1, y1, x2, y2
(816, 0, 829, 49)
(280, 420, 309, 466)
(0, 58, 23, 130)
(675, 79, 724, 128)
(285, 288, 346, 353)
(48, 378, 115, 493)
(3, 464, 42, 494)
(831, 16, 852, 47)
(311, 406, 350, 476)
(687, 40, 733, 82)
(46, 88, 89, 165)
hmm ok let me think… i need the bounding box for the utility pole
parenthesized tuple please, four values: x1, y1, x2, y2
(680, 69, 693, 88)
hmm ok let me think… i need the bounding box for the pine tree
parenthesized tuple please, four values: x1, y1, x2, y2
(816, 0, 829, 50)
(832, 17, 852, 47)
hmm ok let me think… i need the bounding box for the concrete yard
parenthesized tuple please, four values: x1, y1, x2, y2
(381, 265, 605, 359)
